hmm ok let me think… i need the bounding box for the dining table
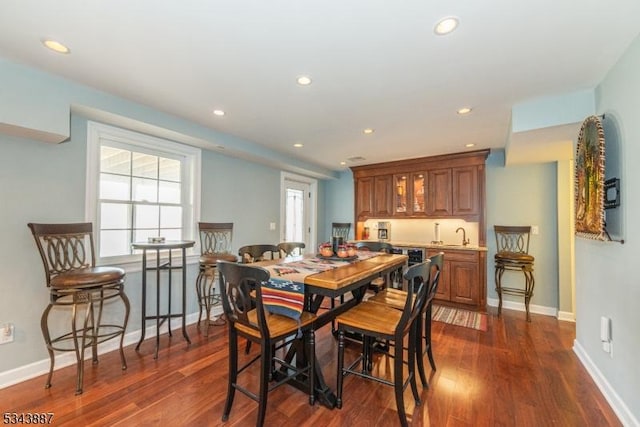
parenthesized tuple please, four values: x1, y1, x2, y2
(257, 251, 408, 409)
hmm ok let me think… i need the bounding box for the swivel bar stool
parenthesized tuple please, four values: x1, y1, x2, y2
(195, 222, 237, 336)
(494, 225, 535, 322)
(28, 222, 130, 394)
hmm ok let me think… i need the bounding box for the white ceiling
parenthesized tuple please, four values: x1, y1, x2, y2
(1, 0, 639, 171)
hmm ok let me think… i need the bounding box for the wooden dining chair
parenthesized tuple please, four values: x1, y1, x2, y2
(277, 241, 305, 257)
(355, 241, 394, 293)
(335, 260, 431, 427)
(27, 222, 130, 395)
(331, 222, 351, 240)
(237, 244, 280, 353)
(238, 244, 280, 263)
(217, 260, 316, 427)
(368, 252, 444, 387)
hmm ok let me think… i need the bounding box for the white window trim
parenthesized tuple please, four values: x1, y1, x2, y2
(85, 121, 201, 267)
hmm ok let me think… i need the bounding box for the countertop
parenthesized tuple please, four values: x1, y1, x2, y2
(355, 240, 488, 252)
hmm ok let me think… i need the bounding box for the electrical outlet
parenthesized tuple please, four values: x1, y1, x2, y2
(0, 323, 14, 344)
(269, 222, 276, 231)
(531, 225, 539, 235)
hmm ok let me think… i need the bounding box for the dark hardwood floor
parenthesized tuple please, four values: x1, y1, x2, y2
(1, 307, 621, 426)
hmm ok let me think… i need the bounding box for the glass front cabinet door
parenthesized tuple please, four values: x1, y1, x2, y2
(394, 173, 425, 216)
(394, 175, 408, 214)
(412, 173, 425, 214)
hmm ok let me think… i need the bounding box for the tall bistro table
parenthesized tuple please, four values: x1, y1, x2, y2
(257, 252, 408, 408)
(131, 240, 195, 359)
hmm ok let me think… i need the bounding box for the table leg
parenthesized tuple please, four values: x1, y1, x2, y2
(135, 250, 147, 351)
(155, 249, 160, 360)
(167, 250, 172, 337)
(278, 287, 367, 409)
(181, 248, 191, 344)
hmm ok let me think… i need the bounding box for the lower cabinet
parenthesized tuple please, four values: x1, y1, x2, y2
(428, 248, 484, 309)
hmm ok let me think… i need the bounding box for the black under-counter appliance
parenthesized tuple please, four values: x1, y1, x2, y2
(391, 246, 425, 266)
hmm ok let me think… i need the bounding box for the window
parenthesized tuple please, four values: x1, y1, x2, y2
(86, 122, 201, 264)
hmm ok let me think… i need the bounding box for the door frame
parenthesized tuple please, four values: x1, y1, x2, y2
(280, 171, 318, 252)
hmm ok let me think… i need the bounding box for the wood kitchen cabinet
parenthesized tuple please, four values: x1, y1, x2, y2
(352, 149, 489, 310)
(355, 177, 374, 220)
(429, 248, 485, 309)
(452, 165, 480, 216)
(427, 168, 452, 216)
(373, 175, 393, 216)
(357, 173, 408, 219)
(352, 151, 486, 222)
(393, 172, 426, 216)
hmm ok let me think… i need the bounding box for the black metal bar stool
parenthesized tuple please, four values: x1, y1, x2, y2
(28, 222, 130, 394)
(195, 222, 237, 336)
(494, 225, 535, 322)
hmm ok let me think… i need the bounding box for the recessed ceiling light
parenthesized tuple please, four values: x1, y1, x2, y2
(42, 39, 70, 54)
(293, 143, 304, 148)
(213, 109, 225, 116)
(363, 128, 375, 135)
(434, 17, 459, 36)
(457, 107, 472, 115)
(340, 161, 346, 166)
(296, 76, 312, 86)
(465, 143, 476, 148)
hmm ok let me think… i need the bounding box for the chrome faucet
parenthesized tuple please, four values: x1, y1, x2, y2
(456, 227, 470, 246)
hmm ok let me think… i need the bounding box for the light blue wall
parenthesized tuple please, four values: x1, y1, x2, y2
(0, 58, 331, 375)
(485, 151, 559, 309)
(322, 170, 355, 242)
(0, 115, 301, 373)
(575, 33, 640, 422)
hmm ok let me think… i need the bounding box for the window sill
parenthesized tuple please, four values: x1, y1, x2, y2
(98, 253, 201, 274)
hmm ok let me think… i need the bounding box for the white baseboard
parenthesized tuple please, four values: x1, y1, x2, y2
(557, 310, 576, 322)
(573, 340, 639, 427)
(0, 307, 223, 390)
(486, 297, 558, 318)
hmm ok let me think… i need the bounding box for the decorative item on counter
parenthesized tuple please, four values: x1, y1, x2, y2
(319, 242, 333, 257)
(363, 227, 370, 240)
(337, 245, 349, 258)
(346, 244, 357, 257)
(431, 222, 443, 245)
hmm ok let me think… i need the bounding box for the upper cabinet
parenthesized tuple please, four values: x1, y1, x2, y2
(426, 168, 452, 216)
(394, 172, 426, 216)
(351, 150, 489, 228)
(355, 176, 374, 220)
(373, 175, 393, 217)
(355, 174, 394, 219)
(452, 165, 480, 216)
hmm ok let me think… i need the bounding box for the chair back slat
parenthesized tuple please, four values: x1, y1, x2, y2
(355, 241, 392, 253)
(277, 241, 305, 257)
(238, 244, 279, 263)
(217, 260, 270, 336)
(397, 259, 431, 335)
(426, 252, 444, 302)
(494, 225, 531, 254)
(199, 222, 233, 255)
(331, 222, 351, 240)
(28, 223, 96, 286)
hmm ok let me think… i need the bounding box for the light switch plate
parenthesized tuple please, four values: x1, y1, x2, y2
(0, 323, 14, 345)
(531, 225, 539, 235)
